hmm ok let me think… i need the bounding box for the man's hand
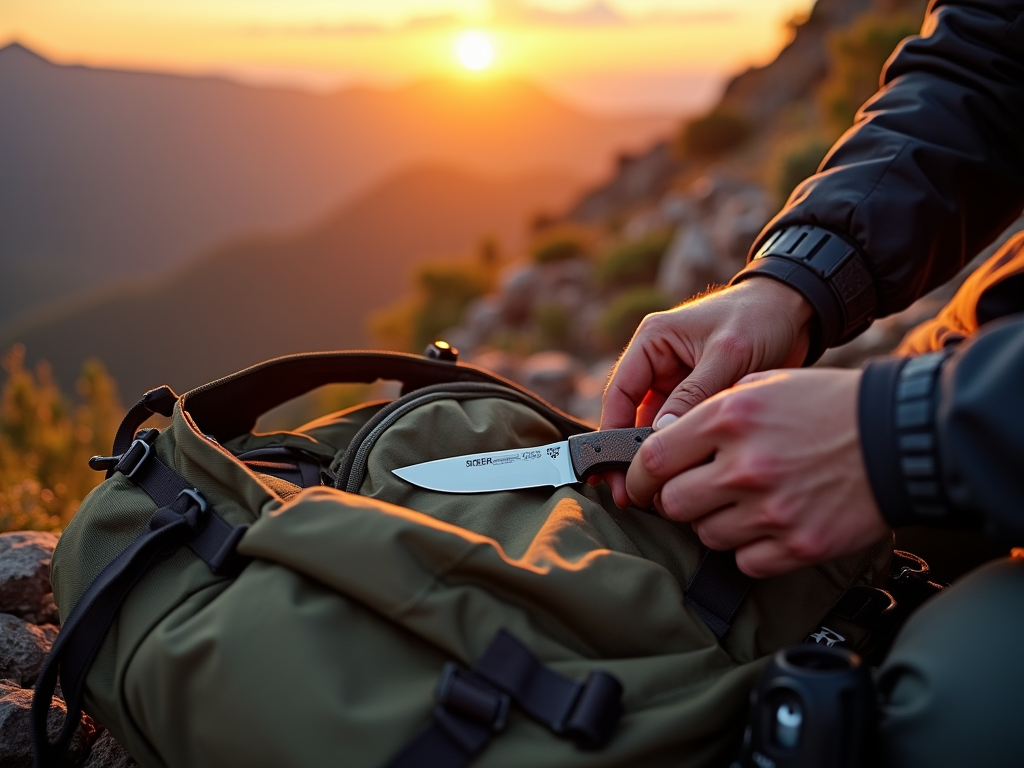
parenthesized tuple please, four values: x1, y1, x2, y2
(598, 277, 814, 507)
(626, 368, 890, 578)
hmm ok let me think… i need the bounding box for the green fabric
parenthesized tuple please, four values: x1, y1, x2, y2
(51, 386, 892, 768)
(877, 557, 1024, 767)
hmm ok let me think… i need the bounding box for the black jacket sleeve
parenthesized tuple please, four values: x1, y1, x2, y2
(859, 314, 1024, 542)
(734, 0, 1024, 354)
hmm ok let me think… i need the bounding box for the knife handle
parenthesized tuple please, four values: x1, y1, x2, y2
(568, 427, 653, 480)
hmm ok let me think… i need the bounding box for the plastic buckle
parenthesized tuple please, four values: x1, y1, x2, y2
(561, 671, 623, 750)
(176, 488, 209, 515)
(118, 438, 152, 479)
(435, 663, 510, 733)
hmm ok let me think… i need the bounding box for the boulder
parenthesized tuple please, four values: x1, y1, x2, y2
(0, 679, 91, 768)
(0, 613, 53, 687)
(0, 531, 59, 624)
(83, 730, 138, 768)
(656, 223, 719, 301)
(521, 352, 579, 413)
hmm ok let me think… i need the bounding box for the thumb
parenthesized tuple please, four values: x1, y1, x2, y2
(652, 349, 745, 428)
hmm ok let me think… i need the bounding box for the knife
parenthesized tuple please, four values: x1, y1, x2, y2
(392, 426, 653, 493)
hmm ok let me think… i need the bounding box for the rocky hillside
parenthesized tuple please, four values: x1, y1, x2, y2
(414, 0, 1024, 425)
(0, 531, 136, 767)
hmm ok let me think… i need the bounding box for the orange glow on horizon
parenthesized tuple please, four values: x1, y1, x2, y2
(0, 1, 816, 113)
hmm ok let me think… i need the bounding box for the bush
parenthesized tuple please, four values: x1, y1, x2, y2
(599, 287, 673, 351)
(677, 110, 754, 160)
(530, 225, 595, 264)
(595, 232, 674, 289)
(818, 10, 925, 136)
(533, 302, 572, 351)
(370, 257, 495, 353)
(0, 346, 123, 533)
(774, 138, 832, 205)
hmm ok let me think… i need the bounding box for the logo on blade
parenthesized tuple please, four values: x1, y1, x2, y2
(547, 447, 560, 459)
(808, 627, 845, 647)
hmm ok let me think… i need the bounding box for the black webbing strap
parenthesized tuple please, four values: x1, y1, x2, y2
(385, 629, 623, 768)
(33, 433, 249, 768)
(32, 492, 204, 767)
(684, 549, 753, 639)
(105, 386, 179, 477)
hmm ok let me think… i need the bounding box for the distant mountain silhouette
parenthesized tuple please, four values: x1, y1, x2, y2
(0, 42, 671, 324)
(0, 165, 579, 397)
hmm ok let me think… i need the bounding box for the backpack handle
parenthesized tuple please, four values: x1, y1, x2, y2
(174, 350, 532, 442)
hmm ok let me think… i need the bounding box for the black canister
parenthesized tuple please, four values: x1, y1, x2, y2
(732, 644, 875, 768)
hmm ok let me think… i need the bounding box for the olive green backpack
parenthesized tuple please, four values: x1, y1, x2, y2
(34, 349, 897, 768)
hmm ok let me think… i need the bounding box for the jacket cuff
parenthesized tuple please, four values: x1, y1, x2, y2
(730, 226, 876, 363)
(859, 351, 966, 529)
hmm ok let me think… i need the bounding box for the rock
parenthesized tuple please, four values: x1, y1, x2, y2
(467, 349, 521, 382)
(497, 265, 540, 326)
(656, 223, 719, 301)
(0, 613, 53, 687)
(0, 679, 91, 768)
(83, 730, 138, 768)
(521, 352, 579, 413)
(0, 531, 59, 624)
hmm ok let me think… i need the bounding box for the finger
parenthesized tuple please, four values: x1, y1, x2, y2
(734, 537, 805, 579)
(737, 370, 774, 387)
(688, 501, 771, 551)
(625, 413, 718, 508)
(652, 346, 746, 425)
(606, 471, 630, 509)
(655, 460, 745, 523)
(636, 389, 666, 429)
(600, 346, 657, 431)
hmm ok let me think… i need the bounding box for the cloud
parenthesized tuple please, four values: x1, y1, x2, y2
(241, 1, 735, 37)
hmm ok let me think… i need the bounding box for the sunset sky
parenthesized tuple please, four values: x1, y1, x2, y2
(1, 0, 814, 114)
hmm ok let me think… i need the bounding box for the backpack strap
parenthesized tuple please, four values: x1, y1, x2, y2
(386, 629, 623, 768)
(684, 549, 753, 639)
(33, 430, 249, 768)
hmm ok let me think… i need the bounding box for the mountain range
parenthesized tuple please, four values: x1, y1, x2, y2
(0, 42, 672, 324)
(1, 165, 579, 397)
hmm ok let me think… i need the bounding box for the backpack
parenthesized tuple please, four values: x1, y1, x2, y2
(34, 349, 901, 768)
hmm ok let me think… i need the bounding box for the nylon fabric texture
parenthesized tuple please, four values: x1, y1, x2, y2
(48, 355, 892, 768)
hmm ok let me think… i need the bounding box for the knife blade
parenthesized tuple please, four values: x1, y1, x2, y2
(392, 426, 653, 493)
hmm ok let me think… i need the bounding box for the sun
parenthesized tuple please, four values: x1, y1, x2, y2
(454, 30, 495, 72)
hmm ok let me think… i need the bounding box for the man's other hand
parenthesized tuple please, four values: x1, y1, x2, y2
(598, 278, 814, 507)
(626, 368, 890, 578)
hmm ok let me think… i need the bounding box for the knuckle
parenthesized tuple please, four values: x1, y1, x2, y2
(712, 332, 754, 362)
(785, 532, 823, 564)
(670, 379, 714, 410)
(724, 451, 777, 491)
(711, 391, 761, 433)
(756, 497, 798, 528)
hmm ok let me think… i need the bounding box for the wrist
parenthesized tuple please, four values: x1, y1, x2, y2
(734, 276, 815, 367)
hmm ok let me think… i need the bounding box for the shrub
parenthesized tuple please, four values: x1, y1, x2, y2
(677, 110, 754, 160)
(595, 232, 674, 289)
(533, 302, 572, 351)
(370, 257, 495, 353)
(530, 224, 595, 264)
(818, 10, 925, 136)
(774, 138, 833, 205)
(599, 287, 673, 351)
(0, 346, 123, 533)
